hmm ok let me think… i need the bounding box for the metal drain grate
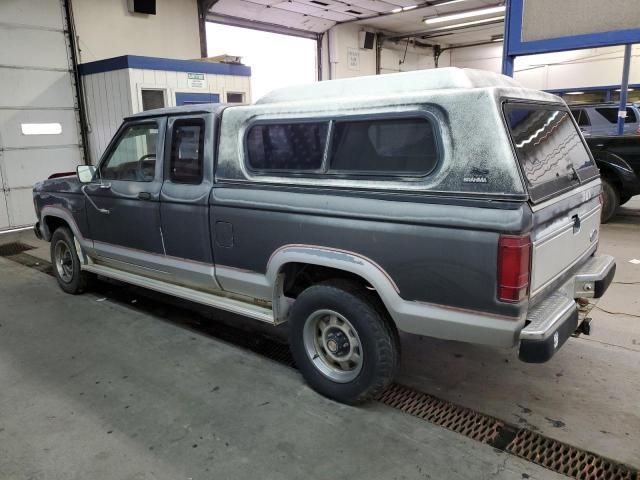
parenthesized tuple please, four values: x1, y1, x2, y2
(377, 383, 504, 444)
(5, 253, 640, 480)
(0, 241, 35, 257)
(507, 430, 637, 480)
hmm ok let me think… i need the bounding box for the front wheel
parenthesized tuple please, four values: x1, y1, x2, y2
(288, 281, 399, 405)
(600, 178, 620, 223)
(50, 227, 91, 294)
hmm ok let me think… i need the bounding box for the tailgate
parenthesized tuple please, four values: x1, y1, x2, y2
(529, 189, 601, 295)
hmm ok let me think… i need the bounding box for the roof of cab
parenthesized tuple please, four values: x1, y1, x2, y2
(255, 67, 529, 105)
(125, 102, 226, 120)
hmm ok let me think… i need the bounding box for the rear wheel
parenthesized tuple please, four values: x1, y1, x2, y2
(600, 178, 620, 223)
(50, 227, 91, 294)
(288, 280, 399, 405)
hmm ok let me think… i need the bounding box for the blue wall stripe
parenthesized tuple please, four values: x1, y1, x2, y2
(546, 83, 640, 94)
(79, 55, 251, 77)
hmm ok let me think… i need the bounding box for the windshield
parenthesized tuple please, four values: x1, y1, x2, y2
(504, 104, 597, 203)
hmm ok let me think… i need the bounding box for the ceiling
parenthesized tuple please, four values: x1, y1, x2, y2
(207, 0, 506, 45)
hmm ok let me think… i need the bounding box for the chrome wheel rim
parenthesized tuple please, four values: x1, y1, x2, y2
(54, 240, 74, 283)
(302, 309, 363, 383)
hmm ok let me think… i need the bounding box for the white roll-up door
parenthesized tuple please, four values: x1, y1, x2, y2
(0, 0, 84, 231)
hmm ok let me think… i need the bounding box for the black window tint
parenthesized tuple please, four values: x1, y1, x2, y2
(625, 107, 637, 123)
(504, 105, 596, 203)
(170, 119, 204, 184)
(247, 122, 328, 171)
(594, 107, 636, 124)
(330, 118, 438, 175)
(101, 124, 158, 182)
(570, 109, 589, 126)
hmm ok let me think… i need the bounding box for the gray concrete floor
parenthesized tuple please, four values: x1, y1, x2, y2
(0, 199, 638, 479)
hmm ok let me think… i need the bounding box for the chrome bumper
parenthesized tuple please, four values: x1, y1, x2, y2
(519, 254, 615, 363)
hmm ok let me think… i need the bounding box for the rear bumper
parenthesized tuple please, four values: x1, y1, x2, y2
(519, 254, 615, 363)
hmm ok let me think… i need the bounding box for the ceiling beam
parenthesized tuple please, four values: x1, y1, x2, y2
(206, 12, 321, 39)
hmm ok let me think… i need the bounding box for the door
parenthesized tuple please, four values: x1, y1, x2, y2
(0, 0, 84, 231)
(159, 115, 219, 291)
(85, 119, 165, 265)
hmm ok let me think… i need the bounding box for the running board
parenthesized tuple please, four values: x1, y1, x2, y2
(82, 264, 274, 324)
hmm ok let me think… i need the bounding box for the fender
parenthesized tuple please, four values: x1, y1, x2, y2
(40, 205, 91, 250)
(594, 151, 640, 194)
(266, 244, 523, 346)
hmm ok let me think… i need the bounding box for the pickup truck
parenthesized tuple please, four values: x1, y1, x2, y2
(585, 135, 640, 222)
(33, 68, 616, 405)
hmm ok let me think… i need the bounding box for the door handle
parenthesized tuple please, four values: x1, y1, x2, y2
(99, 182, 112, 189)
(138, 192, 152, 200)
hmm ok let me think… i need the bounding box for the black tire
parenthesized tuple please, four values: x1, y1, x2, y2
(620, 194, 632, 206)
(600, 178, 620, 223)
(288, 280, 400, 405)
(50, 226, 91, 294)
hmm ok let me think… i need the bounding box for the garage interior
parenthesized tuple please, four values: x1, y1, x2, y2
(1, 1, 639, 479)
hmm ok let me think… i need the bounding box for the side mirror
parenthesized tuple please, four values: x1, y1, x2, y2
(77, 165, 96, 184)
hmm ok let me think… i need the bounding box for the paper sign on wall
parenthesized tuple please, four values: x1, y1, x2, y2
(347, 48, 360, 71)
(187, 72, 207, 89)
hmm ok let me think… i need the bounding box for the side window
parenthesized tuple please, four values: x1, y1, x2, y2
(169, 119, 204, 184)
(246, 122, 328, 171)
(594, 107, 619, 123)
(330, 117, 438, 175)
(625, 107, 637, 123)
(101, 123, 158, 182)
(571, 109, 590, 126)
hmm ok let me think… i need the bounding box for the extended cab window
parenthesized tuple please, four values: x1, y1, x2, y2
(170, 119, 204, 184)
(101, 123, 158, 182)
(504, 104, 597, 203)
(329, 117, 438, 175)
(246, 122, 328, 171)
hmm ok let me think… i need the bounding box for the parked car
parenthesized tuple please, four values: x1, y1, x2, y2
(33, 68, 615, 405)
(570, 103, 640, 137)
(584, 135, 640, 222)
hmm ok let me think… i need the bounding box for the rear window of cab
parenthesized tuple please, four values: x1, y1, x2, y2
(245, 116, 439, 177)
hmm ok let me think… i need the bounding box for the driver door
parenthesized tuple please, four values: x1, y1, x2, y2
(84, 118, 166, 268)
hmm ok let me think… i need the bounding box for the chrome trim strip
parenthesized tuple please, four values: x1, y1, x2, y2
(82, 263, 274, 324)
(529, 179, 601, 212)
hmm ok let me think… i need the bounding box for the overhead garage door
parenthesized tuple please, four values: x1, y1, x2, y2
(0, 0, 83, 231)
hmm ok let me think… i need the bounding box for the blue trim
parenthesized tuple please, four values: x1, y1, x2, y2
(501, 0, 514, 76)
(175, 92, 220, 106)
(79, 55, 251, 77)
(506, 0, 640, 56)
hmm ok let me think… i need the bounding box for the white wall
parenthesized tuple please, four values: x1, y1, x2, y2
(72, 0, 201, 62)
(322, 23, 446, 80)
(450, 43, 640, 91)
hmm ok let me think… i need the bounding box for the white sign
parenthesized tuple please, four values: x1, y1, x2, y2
(187, 72, 207, 89)
(347, 48, 360, 71)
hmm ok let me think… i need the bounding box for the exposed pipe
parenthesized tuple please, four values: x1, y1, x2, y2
(328, 27, 338, 80)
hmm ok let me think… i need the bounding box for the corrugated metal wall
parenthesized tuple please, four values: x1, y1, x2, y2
(0, 0, 84, 230)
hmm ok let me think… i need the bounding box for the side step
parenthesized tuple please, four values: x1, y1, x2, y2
(82, 264, 274, 324)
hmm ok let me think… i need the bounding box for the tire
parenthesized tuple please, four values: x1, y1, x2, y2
(600, 178, 620, 223)
(620, 194, 632, 206)
(288, 280, 400, 405)
(50, 226, 91, 294)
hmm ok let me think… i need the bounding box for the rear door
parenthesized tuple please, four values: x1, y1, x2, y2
(504, 103, 601, 297)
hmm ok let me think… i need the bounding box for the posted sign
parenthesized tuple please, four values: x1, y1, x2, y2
(187, 72, 207, 89)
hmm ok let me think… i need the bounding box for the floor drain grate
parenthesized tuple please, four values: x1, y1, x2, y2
(506, 429, 637, 480)
(5, 253, 640, 480)
(0, 242, 36, 257)
(376, 383, 504, 444)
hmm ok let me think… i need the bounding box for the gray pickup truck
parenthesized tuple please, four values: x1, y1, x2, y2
(33, 68, 616, 404)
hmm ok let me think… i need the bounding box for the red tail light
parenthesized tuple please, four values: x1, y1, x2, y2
(497, 234, 531, 302)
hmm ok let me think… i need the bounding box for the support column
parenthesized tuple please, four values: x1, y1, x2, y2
(617, 44, 632, 135)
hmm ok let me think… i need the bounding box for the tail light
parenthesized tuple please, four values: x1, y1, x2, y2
(497, 234, 531, 302)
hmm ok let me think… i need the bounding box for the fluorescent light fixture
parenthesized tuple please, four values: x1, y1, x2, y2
(21, 123, 62, 135)
(424, 5, 505, 24)
(615, 88, 634, 92)
(565, 91, 585, 95)
(435, 0, 469, 6)
(427, 16, 504, 30)
(390, 5, 417, 13)
(491, 34, 504, 42)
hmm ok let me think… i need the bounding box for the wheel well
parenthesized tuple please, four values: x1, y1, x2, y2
(44, 216, 69, 238)
(596, 162, 622, 191)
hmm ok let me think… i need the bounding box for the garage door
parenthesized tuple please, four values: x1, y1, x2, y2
(0, 0, 83, 231)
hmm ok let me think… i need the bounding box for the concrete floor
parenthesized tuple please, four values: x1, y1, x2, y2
(0, 199, 638, 479)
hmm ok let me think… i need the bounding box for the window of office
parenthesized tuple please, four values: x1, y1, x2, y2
(169, 119, 204, 184)
(246, 122, 328, 171)
(329, 117, 438, 175)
